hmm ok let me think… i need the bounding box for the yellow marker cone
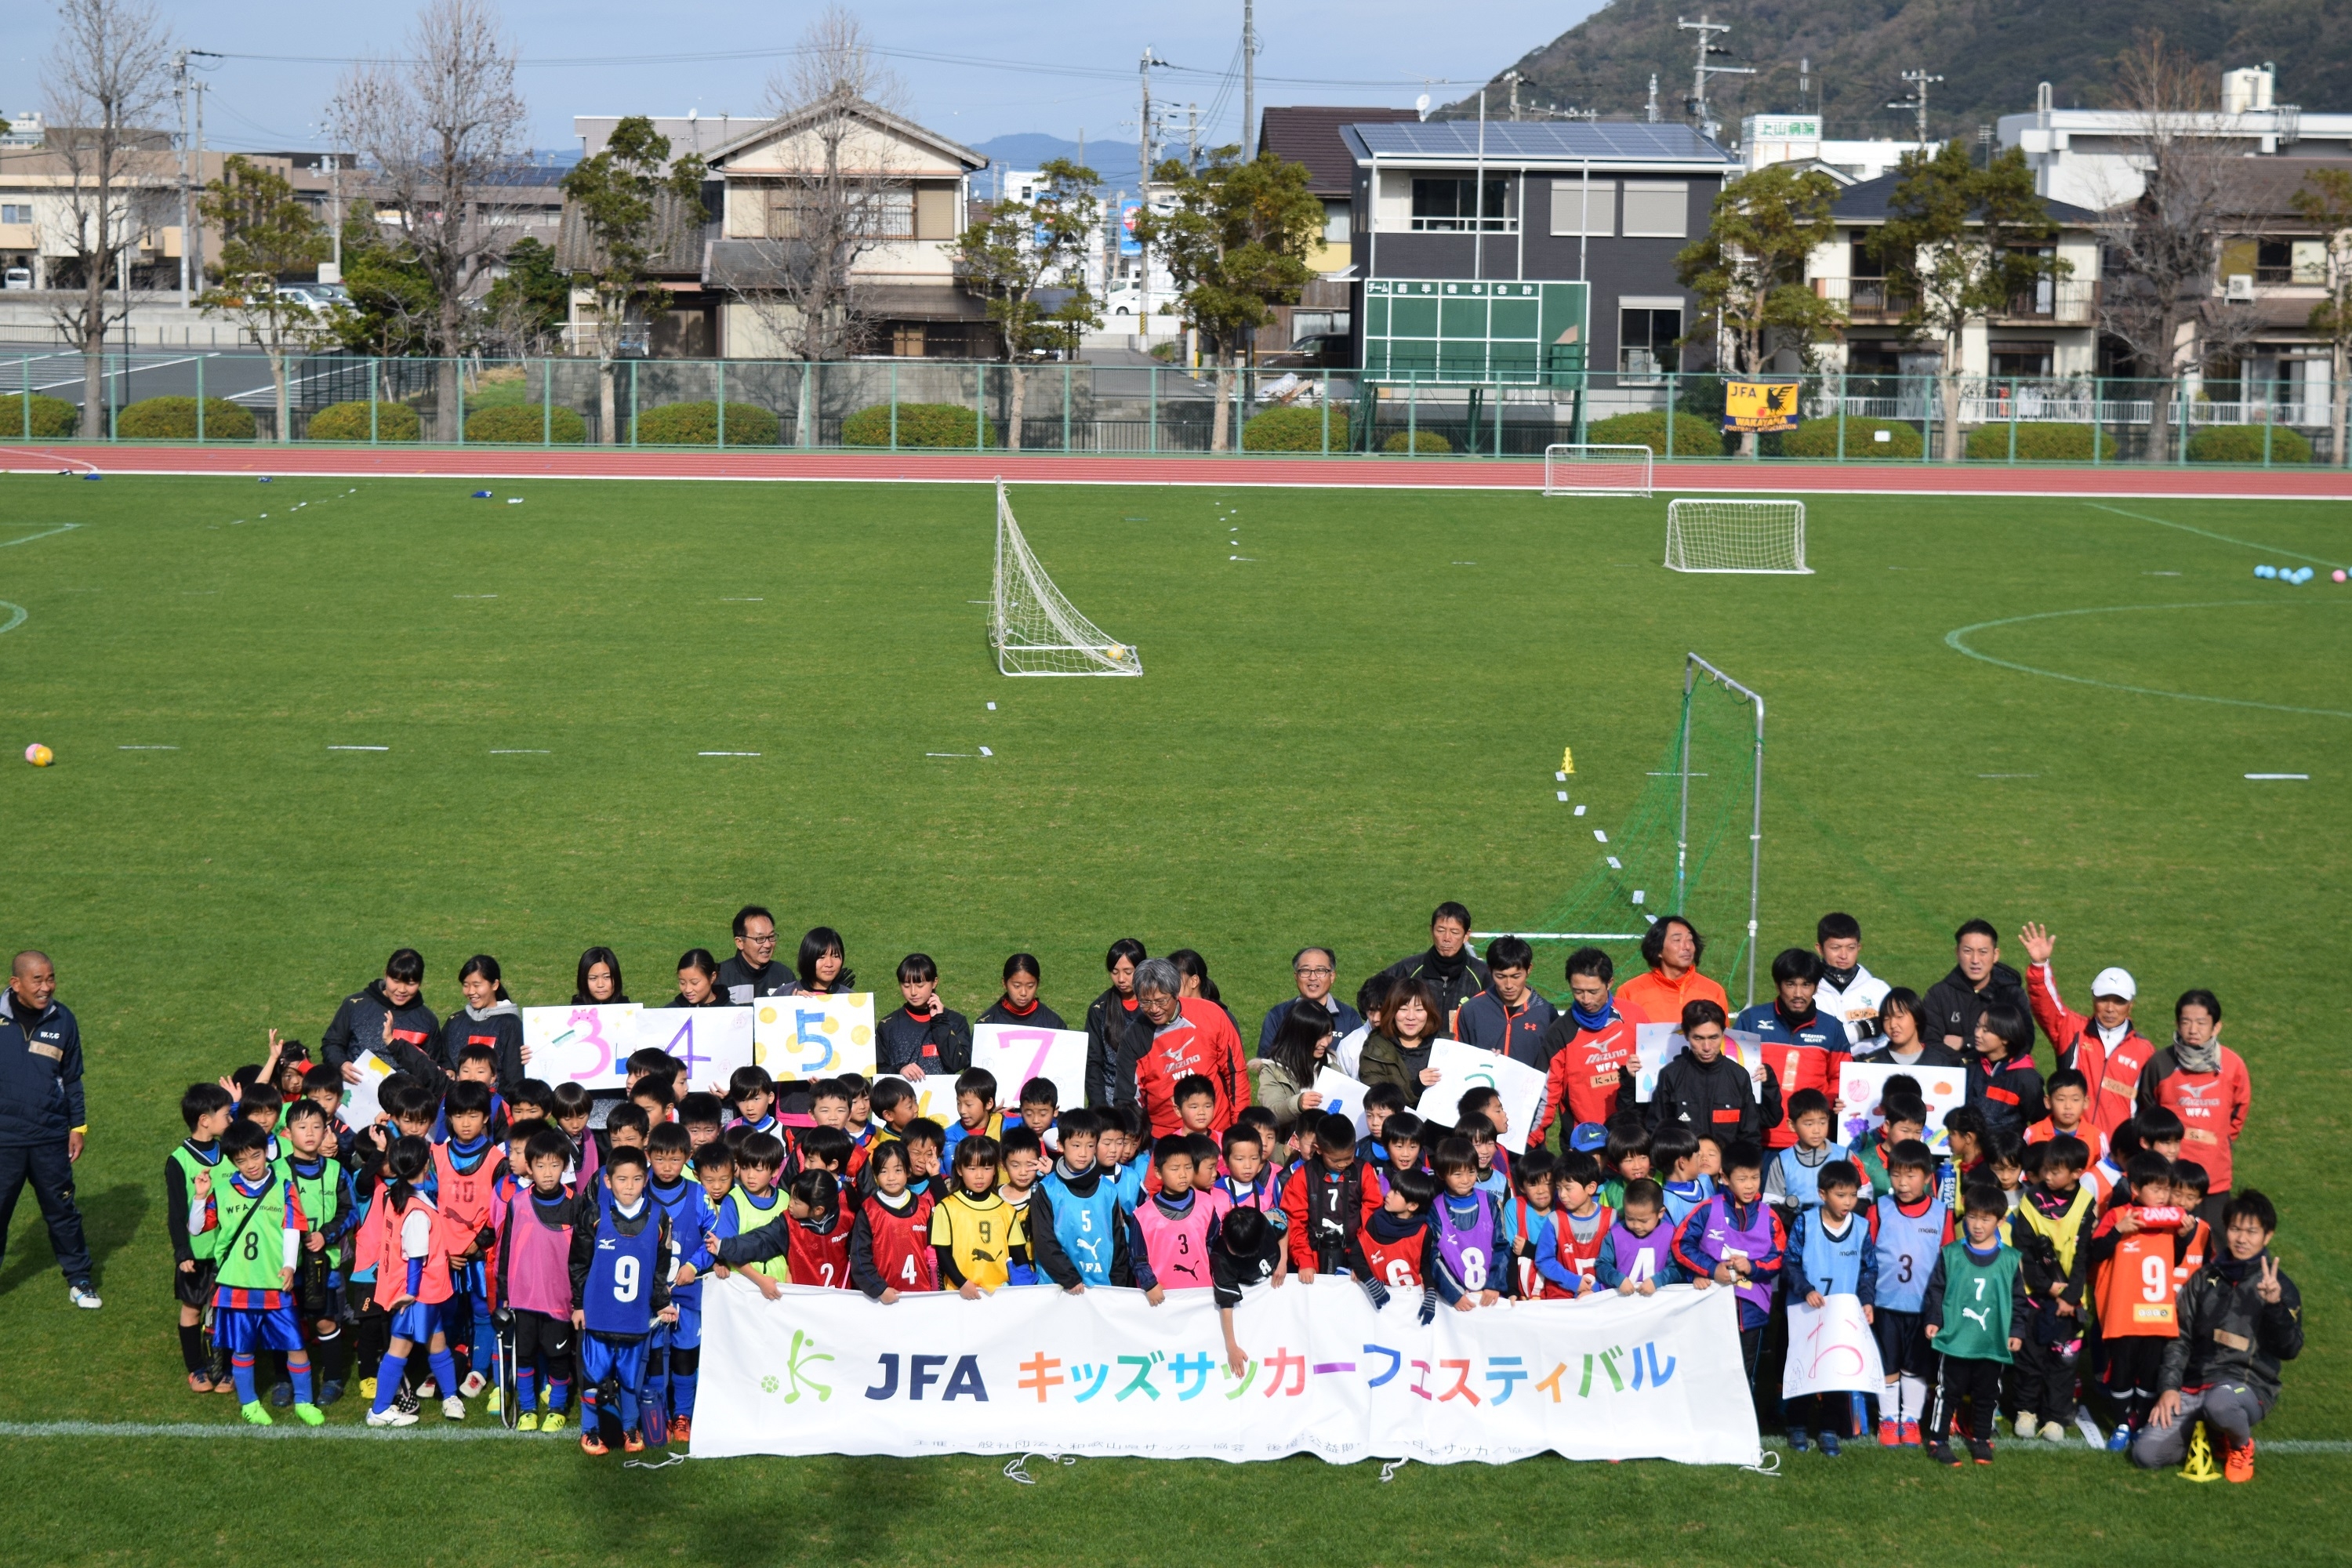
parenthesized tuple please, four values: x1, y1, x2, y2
(2181, 1424, 2223, 1483)
(1560, 746, 1575, 775)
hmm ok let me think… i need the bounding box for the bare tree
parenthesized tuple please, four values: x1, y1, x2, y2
(731, 6, 908, 439)
(42, 0, 175, 439)
(2096, 34, 2260, 462)
(332, 0, 526, 439)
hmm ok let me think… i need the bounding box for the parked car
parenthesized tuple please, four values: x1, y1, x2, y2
(2, 267, 31, 292)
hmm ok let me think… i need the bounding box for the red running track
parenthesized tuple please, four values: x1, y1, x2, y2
(5, 441, 2352, 497)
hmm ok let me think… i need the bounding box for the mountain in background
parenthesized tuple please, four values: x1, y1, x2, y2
(1461, 0, 2352, 138)
(968, 133, 1148, 190)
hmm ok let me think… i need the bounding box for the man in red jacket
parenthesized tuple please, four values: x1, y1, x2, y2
(1119, 959, 1250, 1137)
(1532, 947, 1637, 1149)
(2139, 989, 2249, 1227)
(2020, 921, 2155, 1139)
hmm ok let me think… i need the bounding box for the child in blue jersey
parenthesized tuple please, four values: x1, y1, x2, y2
(1869, 1139, 1951, 1447)
(1356, 1083, 1408, 1169)
(644, 1123, 717, 1441)
(945, 1068, 1003, 1156)
(712, 1134, 789, 1281)
(1374, 1112, 1427, 1195)
(1766, 1089, 1857, 1218)
(190, 1122, 325, 1427)
(278, 1099, 358, 1406)
(1781, 1159, 1878, 1456)
(568, 1148, 684, 1457)
(726, 1066, 780, 1138)
(1650, 1125, 1717, 1225)
(1014, 1077, 1061, 1158)
(1029, 1109, 1135, 1289)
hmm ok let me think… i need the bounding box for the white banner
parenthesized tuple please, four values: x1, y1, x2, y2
(1836, 1062, 1964, 1152)
(1782, 1294, 1886, 1398)
(970, 1025, 1088, 1112)
(753, 993, 877, 1080)
(1632, 1025, 1763, 1103)
(695, 1273, 1760, 1466)
(1414, 1039, 1547, 1152)
(633, 1006, 756, 1091)
(523, 1003, 644, 1089)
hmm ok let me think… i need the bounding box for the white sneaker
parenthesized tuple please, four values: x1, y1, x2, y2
(416, 1377, 437, 1399)
(67, 1283, 101, 1310)
(2041, 1421, 2069, 1443)
(441, 1395, 466, 1421)
(459, 1370, 488, 1399)
(365, 1406, 418, 1428)
(2013, 1414, 2039, 1440)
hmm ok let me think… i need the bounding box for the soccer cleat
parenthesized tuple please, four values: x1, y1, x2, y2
(579, 1430, 608, 1457)
(542, 1411, 566, 1432)
(293, 1403, 325, 1428)
(1927, 1440, 1962, 1468)
(2224, 1438, 2256, 1484)
(1900, 1421, 1922, 1448)
(2106, 1423, 2135, 1454)
(516, 1412, 540, 1432)
(270, 1381, 294, 1409)
(441, 1396, 467, 1421)
(318, 1380, 344, 1408)
(1969, 1438, 1995, 1466)
(359, 1377, 378, 1400)
(240, 1401, 274, 1426)
(2180, 1426, 2223, 1483)
(2013, 1414, 2038, 1440)
(2041, 1421, 2068, 1443)
(67, 1283, 102, 1310)
(622, 1429, 646, 1454)
(365, 1406, 417, 1428)
(669, 1416, 691, 1444)
(1818, 1429, 1842, 1458)
(486, 1385, 502, 1416)
(459, 1370, 488, 1399)
(416, 1377, 437, 1399)
(1788, 1427, 1810, 1453)
(1878, 1417, 1899, 1447)
(188, 1373, 213, 1395)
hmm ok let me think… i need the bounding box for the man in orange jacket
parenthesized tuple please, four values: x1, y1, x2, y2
(1613, 916, 1730, 1027)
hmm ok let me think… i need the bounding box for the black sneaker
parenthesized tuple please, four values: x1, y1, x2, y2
(1969, 1438, 1995, 1465)
(318, 1380, 345, 1408)
(1927, 1440, 1963, 1468)
(269, 1381, 295, 1409)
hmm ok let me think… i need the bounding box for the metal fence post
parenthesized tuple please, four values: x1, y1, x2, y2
(2009, 389, 2019, 463)
(543, 360, 552, 446)
(194, 356, 205, 443)
(975, 362, 985, 451)
(630, 361, 639, 447)
(1322, 383, 1331, 456)
(2178, 375, 2189, 466)
(456, 359, 466, 447)
(1148, 365, 1158, 453)
(890, 362, 898, 450)
(368, 358, 379, 445)
(2092, 376, 2102, 466)
(18, 359, 27, 439)
(717, 359, 727, 449)
(1666, 372, 1677, 462)
(1835, 372, 1846, 461)
(1062, 363, 1072, 452)
(2263, 408, 2274, 467)
(1406, 372, 1417, 452)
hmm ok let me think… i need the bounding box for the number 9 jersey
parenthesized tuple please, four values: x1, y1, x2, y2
(579, 1190, 672, 1340)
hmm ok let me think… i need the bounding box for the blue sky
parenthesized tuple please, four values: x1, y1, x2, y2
(1, 0, 1606, 155)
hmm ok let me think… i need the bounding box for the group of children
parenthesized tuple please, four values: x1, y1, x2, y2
(156, 915, 2292, 1478)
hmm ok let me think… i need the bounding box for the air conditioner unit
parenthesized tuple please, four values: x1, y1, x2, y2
(2227, 273, 2256, 301)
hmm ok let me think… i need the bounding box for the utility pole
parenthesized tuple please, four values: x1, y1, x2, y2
(1242, 0, 1256, 160)
(1138, 47, 1167, 321)
(1677, 14, 1753, 140)
(190, 78, 207, 296)
(175, 49, 190, 306)
(1890, 69, 1942, 143)
(1504, 69, 1522, 122)
(1646, 73, 1661, 124)
(1186, 103, 1200, 170)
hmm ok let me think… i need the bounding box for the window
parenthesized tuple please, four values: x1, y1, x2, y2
(2256, 239, 2292, 285)
(1620, 181, 1688, 238)
(1291, 310, 1348, 344)
(862, 188, 915, 239)
(914, 186, 956, 241)
(0, 204, 29, 225)
(1410, 176, 1512, 233)
(1549, 179, 1614, 237)
(1990, 341, 2053, 379)
(2292, 239, 2328, 285)
(1619, 303, 1682, 376)
(1322, 200, 1349, 245)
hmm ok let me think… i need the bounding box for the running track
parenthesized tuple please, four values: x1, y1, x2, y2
(6, 442, 2352, 497)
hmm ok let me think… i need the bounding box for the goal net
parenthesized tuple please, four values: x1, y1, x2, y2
(1664, 498, 1811, 574)
(1544, 443, 1654, 497)
(1480, 653, 1766, 1011)
(990, 481, 1143, 677)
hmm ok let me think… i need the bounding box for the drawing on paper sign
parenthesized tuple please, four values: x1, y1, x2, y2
(523, 1003, 644, 1089)
(1311, 1066, 1373, 1135)
(755, 993, 878, 1080)
(634, 1005, 757, 1089)
(874, 1072, 951, 1123)
(1410, 1040, 1547, 1153)
(1781, 1295, 1886, 1399)
(1633, 1025, 1763, 1103)
(1838, 1062, 1964, 1151)
(970, 1025, 1087, 1112)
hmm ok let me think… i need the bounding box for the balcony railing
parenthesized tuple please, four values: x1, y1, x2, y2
(1813, 276, 2098, 325)
(1814, 277, 1913, 318)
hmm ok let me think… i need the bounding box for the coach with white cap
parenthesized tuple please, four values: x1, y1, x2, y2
(2018, 921, 2156, 1139)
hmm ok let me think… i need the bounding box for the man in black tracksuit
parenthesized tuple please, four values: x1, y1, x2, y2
(0, 952, 95, 1302)
(716, 906, 797, 1004)
(1646, 1004, 1783, 1146)
(1374, 902, 1492, 1030)
(1921, 920, 2030, 1055)
(320, 956, 442, 1083)
(2133, 1191, 2303, 1475)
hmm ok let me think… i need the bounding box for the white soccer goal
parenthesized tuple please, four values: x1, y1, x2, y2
(990, 480, 1143, 677)
(1663, 498, 1812, 575)
(1544, 443, 1655, 497)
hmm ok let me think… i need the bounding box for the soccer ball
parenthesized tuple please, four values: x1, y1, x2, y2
(24, 743, 53, 768)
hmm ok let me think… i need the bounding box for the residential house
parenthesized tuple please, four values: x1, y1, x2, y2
(2000, 65, 2352, 209)
(1740, 114, 1931, 183)
(1260, 104, 1422, 277)
(2212, 158, 2352, 425)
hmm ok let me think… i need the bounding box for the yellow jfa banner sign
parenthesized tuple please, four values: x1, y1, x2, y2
(1723, 380, 1800, 433)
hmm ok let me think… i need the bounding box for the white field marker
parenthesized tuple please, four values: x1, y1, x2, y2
(926, 752, 972, 758)
(1606, 856, 1621, 869)
(699, 751, 760, 757)
(986, 702, 996, 710)
(2246, 773, 2309, 780)
(1555, 771, 1567, 782)
(1556, 791, 1569, 802)
(1574, 804, 1587, 816)
(721, 597, 763, 602)
(328, 746, 388, 752)
(1593, 829, 1608, 843)
(490, 749, 550, 755)
(118, 745, 178, 750)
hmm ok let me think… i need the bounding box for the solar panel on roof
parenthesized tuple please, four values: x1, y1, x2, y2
(1347, 121, 1730, 162)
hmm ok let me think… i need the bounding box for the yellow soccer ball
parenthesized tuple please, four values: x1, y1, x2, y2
(24, 743, 53, 768)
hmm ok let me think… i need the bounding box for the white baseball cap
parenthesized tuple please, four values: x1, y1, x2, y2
(2091, 967, 2136, 1001)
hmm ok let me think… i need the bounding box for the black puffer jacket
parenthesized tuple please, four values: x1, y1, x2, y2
(1646, 1048, 1783, 1145)
(2163, 1251, 2303, 1406)
(321, 979, 443, 1076)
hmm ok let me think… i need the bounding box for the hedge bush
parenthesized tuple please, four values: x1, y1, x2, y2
(306, 401, 422, 442)
(1382, 429, 1453, 454)
(841, 401, 996, 448)
(1962, 421, 2111, 461)
(2187, 423, 2314, 463)
(633, 400, 781, 446)
(464, 404, 586, 444)
(4, 394, 79, 440)
(1584, 409, 1722, 456)
(116, 397, 256, 440)
(1782, 415, 1922, 458)
(1240, 405, 1341, 452)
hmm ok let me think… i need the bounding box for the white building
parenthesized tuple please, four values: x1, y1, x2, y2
(1998, 65, 2352, 209)
(1740, 114, 1933, 184)
(989, 167, 1176, 321)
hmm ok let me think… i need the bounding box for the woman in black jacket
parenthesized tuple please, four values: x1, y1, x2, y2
(1083, 939, 1148, 1108)
(441, 954, 525, 1094)
(978, 953, 1066, 1030)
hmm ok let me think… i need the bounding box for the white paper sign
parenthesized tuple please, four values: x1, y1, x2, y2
(1412, 1039, 1548, 1153)
(633, 1005, 757, 1091)
(1310, 1066, 1374, 1135)
(1632, 1024, 1763, 1103)
(969, 1025, 1088, 1112)
(753, 993, 877, 1080)
(1837, 1062, 1965, 1152)
(523, 1003, 644, 1089)
(338, 1051, 394, 1130)
(1782, 1294, 1886, 1398)
(873, 1072, 953, 1124)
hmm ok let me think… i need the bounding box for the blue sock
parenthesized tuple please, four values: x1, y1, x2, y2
(429, 1349, 459, 1399)
(516, 1366, 537, 1413)
(371, 1351, 409, 1414)
(674, 1370, 696, 1419)
(290, 1356, 314, 1406)
(231, 1354, 259, 1404)
(548, 1377, 571, 1412)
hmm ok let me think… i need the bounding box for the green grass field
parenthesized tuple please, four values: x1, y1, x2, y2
(0, 472, 2347, 1565)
